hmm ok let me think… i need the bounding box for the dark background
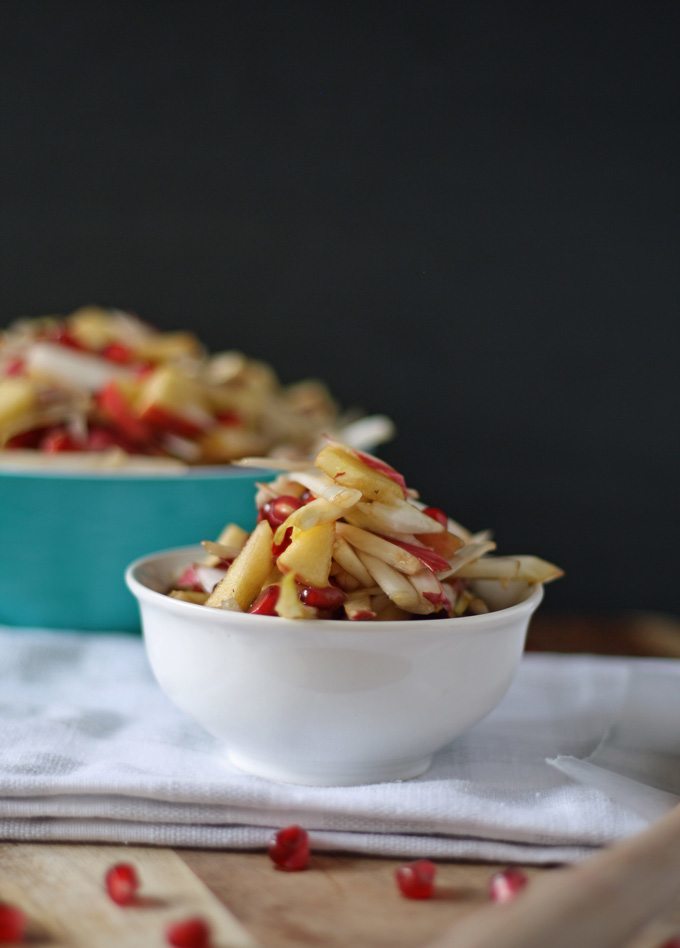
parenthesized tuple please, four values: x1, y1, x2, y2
(1, 1, 678, 614)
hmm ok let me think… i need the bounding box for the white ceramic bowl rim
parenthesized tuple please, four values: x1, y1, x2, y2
(126, 545, 545, 634)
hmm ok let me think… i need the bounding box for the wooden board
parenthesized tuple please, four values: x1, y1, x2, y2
(181, 851, 533, 948)
(0, 843, 257, 947)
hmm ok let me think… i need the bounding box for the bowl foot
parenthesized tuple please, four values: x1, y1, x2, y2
(227, 750, 434, 786)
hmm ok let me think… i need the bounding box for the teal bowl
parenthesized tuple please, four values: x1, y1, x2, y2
(0, 465, 272, 632)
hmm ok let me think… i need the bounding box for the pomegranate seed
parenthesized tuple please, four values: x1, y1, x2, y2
(133, 361, 156, 378)
(215, 409, 241, 426)
(489, 867, 528, 903)
(166, 916, 211, 948)
(5, 357, 25, 377)
(139, 403, 204, 439)
(48, 326, 86, 350)
(272, 525, 293, 558)
(299, 585, 346, 610)
(423, 506, 449, 529)
(86, 426, 119, 450)
(395, 860, 436, 900)
(39, 428, 82, 453)
(268, 825, 310, 871)
(260, 495, 304, 530)
(105, 862, 139, 906)
(659, 941, 680, 948)
(97, 381, 152, 445)
(0, 903, 26, 943)
(6, 428, 45, 449)
(101, 342, 135, 364)
(249, 585, 280, 615)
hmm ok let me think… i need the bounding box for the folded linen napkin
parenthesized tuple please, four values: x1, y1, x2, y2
(549, 665, 680, 820)
(0, 628, 675, 864)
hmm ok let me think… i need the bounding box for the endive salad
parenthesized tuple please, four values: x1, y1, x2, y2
(168, 441, 563, 620)
(0, 306, 383, 467)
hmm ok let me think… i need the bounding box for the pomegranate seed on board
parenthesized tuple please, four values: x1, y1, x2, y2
(395, 860, 436, 900)
(268, 825, 310, 871)
(260, 495, 304, 530)
(299, 585, 346, 610)
(489, 867, 528, 903)
(249, 585, 280, 615)
(105, 863, 139, 906)
(166, 916, 211, 948)
(0, 903, 26, 943)
(423, 506, 449, 529)
(659, 940, 680, 948)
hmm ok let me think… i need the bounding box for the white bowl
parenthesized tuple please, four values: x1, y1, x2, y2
(126, 546, 544, 787)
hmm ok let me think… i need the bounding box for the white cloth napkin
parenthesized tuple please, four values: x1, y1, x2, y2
(549, 665, 680, 820)
(0, 627, 677, 864)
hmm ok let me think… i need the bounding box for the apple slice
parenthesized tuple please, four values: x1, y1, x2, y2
(314, 443, 404, 504)
(206, 520, 274, 610)
(67, 306, 121, 350)
(274, 572, 316, 620)
(137, 365, 212, 437)
(197, 426, 269, 463)
(273, 497, 346, 545)
(0, 378, 37, 434)
(134, 331, 202, 362)
(276, 522, 334, 588)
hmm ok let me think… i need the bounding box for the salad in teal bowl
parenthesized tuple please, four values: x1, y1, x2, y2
(0, 305, 393, 631)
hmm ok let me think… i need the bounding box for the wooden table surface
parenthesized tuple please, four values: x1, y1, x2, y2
(1, 612, 679, 948)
